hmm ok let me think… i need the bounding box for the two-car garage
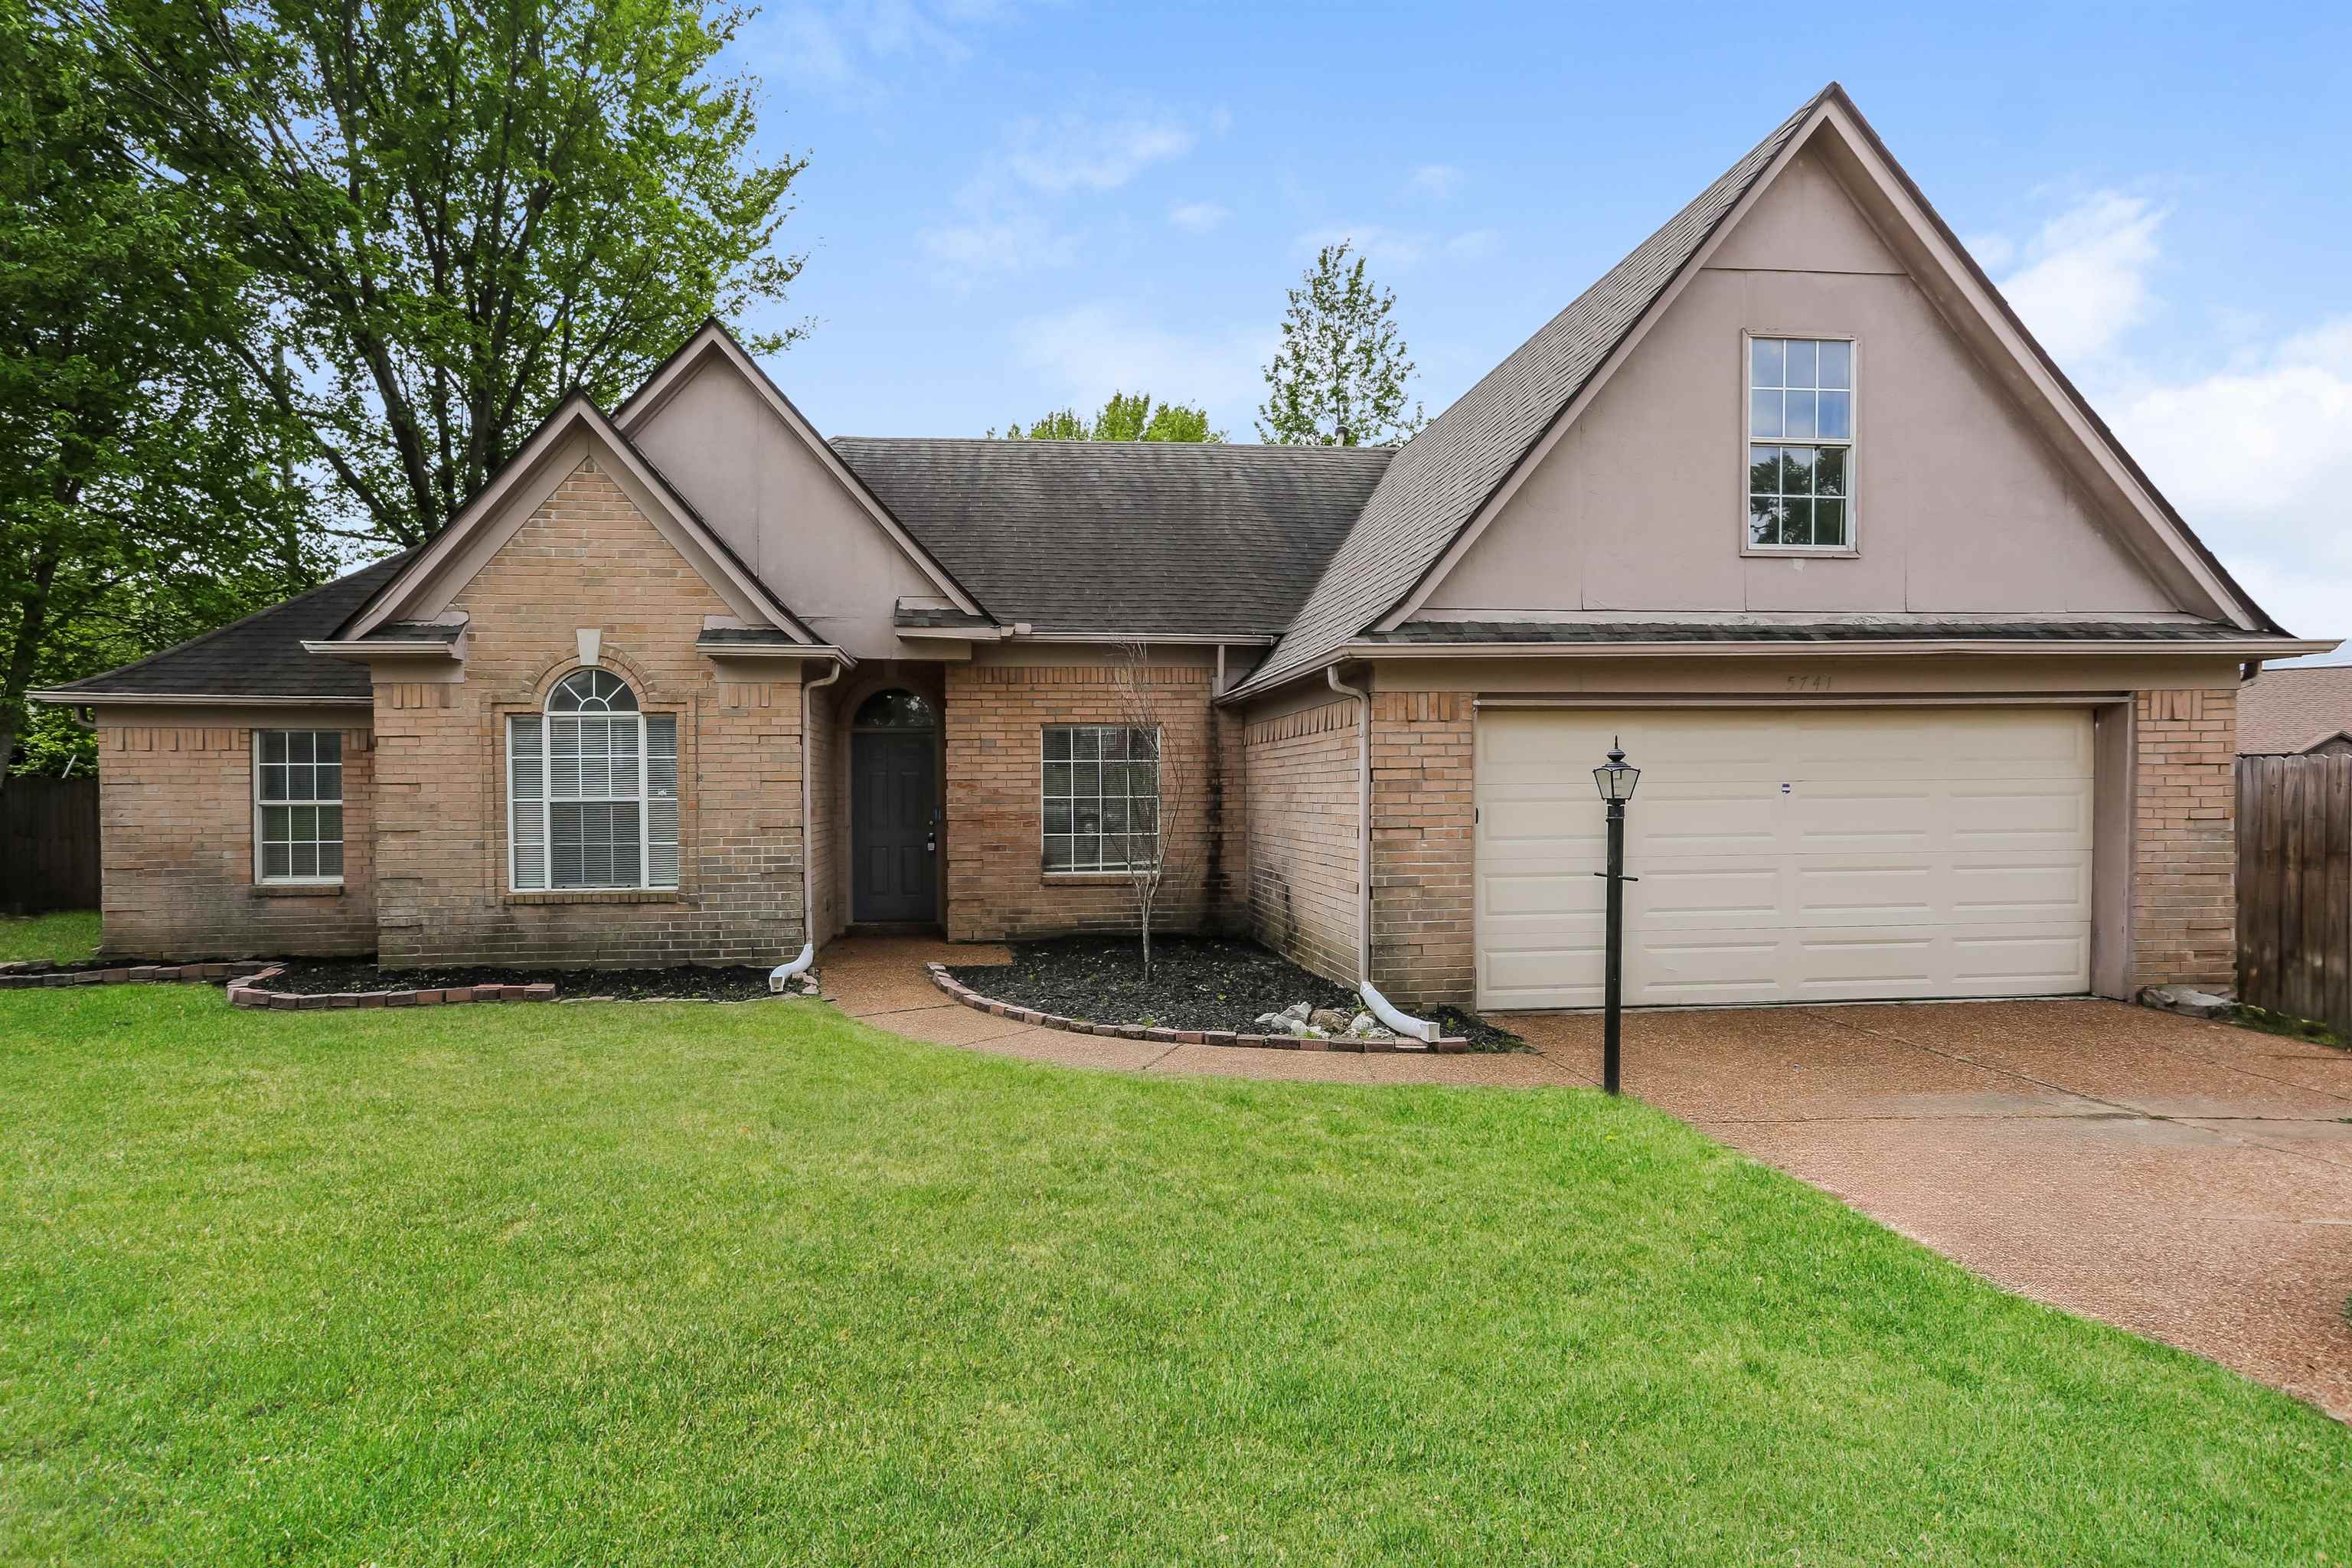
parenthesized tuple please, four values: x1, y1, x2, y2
(1472, 706, 2099, 1010)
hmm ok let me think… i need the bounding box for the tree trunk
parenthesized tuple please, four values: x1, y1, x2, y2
(1, 550, 60, 799)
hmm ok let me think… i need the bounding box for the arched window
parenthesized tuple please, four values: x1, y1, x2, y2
(852, 689, 933, 729)
(508, 668, 678, 890)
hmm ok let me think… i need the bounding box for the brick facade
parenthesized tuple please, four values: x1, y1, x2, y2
(372, 457, 810, 969)
(2132, 685, 2237, 991)
(1368, 691, 1477, 1008)
(94, 716, 377, 959)
(1242, 697, 1361, 987)
(942, 660, 1227, 943)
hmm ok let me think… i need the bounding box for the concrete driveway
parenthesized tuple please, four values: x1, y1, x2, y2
(1510, 999, 2352, 1419)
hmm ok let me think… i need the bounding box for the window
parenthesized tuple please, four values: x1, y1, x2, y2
(1041, 725, 1158, 872)
(508, 668, 678, 891)
(1746, 335, 1854, 550)
(255, 731, 344, 882)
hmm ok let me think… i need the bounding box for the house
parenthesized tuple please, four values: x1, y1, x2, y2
(2236, 666, 2352, 756)
(34, 84, 2332, 1011)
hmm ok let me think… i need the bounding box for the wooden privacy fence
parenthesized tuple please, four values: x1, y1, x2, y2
(2, 776, 100, 915)
(2236, 753, 2352, 1033)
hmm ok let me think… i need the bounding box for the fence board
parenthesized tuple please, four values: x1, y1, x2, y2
(2236, 754, 2352, 1035)
(1, 776, 101, 915)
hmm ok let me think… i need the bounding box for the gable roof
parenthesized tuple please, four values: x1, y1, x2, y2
(33, 550, 416, 704)
(2238, 666, 2352, 754)
(832, 438, 1392, 640)
(617, 319, 991, 622)
(1229, 83, 2285, 699)
(339, 391, 825, 648)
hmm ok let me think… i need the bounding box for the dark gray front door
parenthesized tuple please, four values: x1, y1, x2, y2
(851, 729, 936, 923)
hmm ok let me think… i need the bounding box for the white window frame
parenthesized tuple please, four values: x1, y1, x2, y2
(506, 671, 678, 893)
(252, 730, 345, 886)
(1741, 331, 1858, 557)
(1040, 723, 1161, 875)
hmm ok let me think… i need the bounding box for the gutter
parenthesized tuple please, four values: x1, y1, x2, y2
(26, 690, 374, 708)
(1336, 636, 2341, 661)
(1327, 665, 1372, 983)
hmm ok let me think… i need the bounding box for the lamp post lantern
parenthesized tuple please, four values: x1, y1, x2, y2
(1592, 741, 1641, 1095)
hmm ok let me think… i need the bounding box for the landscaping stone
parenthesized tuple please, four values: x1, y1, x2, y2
(2138, 984, 2234, 1021)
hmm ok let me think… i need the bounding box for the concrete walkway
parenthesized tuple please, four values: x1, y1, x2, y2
(824, 938, 2352, 1419)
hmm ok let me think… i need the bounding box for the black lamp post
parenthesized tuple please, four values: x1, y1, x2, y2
(1592, 741, 1641, 1095)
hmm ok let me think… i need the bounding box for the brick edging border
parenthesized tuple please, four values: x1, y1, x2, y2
(227, 966, 559, 1011)
(924, 964, 1469, 1054)
(0, 960, 272, 991)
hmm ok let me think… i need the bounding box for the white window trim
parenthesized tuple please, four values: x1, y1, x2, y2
(1740, 330, 1859, 558)
(506, 683, 677, 893)
(1039, 723, 1163, 877)
(252, 730, 345, 887)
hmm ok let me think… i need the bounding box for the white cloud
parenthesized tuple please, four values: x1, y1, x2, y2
(1408, 163, 1464, 199)
(1295, 225, 1501, 272)
(1961, 230, 2015, 271)
(1991, 191, 2166, 365)
(1168, 201, 1230, 234)
(2108, 318, 2352, 652)
(1005, 112, 1195, 194)
(761, 1, 1008, 102)
(1009, 304, 1269, 418)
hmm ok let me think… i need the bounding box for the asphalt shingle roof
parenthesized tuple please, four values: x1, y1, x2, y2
(41, 551, 419, 701)
(2236, 667, 2352, 754)
(831, 438, 1393, 639)
(1228, 91, 1826, 696)
(1367, 619, 2256, 645)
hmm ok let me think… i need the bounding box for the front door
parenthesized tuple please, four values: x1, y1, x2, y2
(850, 691, 938, 923)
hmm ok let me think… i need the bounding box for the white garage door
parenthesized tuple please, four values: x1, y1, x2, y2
(1474, 707, 2094, 1010)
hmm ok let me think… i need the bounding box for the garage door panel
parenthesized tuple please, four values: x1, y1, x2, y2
(1474, 707, 2095, 1010)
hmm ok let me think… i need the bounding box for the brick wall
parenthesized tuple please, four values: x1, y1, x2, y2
(374, 456, 809, 968)
(942, 660, 1219, 942)
(1242, 697, 1360, 986)
(1368, 691, 1476, 1008)
(95, 719, 377, 958)
(2132, 685, 2236, 990)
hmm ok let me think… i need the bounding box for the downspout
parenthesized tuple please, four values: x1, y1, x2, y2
(1328, 665, 1372, 983)
(777, 656, 846, 988)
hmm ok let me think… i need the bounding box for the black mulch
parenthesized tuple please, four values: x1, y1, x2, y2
(263, 959, 786, 1001)
(946, 935, 1524, 1052)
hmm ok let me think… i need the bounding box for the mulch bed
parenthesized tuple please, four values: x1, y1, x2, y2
(947, 935, 1523, 1051)
(263, 959, 784, 1002)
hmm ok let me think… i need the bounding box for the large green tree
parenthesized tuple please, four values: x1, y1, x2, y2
(90, 0, 809, 549)
(1256, 240, 1424, 446)
(0, 0, 324, 783)
(992, 390, 1224, 443)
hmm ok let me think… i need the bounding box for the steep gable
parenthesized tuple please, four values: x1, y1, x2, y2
(1229, 83, 2282, 698)
(618, 322, 988, 657)
(1420, 143, 2181, 618)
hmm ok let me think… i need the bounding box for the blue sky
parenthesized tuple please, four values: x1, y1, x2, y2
(715, 1, 2352, 653)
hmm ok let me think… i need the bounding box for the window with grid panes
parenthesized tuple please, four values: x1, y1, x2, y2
(254, 731, 344, 882)
(508, 669, 679, 890)
(1040, 725, 1159, 872)
(1746, 336, 1854, 549)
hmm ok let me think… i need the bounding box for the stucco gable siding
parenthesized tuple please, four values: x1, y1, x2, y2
(1421, 147, 2180, 620)
(626, 356, 949, 660)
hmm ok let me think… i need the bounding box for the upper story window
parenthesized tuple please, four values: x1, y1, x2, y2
(254, 730, 343, 883)
(1747, 336, 1854, 551)
(508, 668, 678, 891)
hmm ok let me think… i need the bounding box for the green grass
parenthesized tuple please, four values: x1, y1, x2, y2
(2, 990, 2345, 1566)
(0, 910, 101, 965)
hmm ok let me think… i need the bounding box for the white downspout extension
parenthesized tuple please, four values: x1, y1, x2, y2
(1327, 665, 1372, 984)
(773, 657, 845, 993)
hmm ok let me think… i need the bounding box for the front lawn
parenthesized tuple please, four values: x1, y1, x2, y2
(0, 908, 101, 965)
(2, 988, 2344, 1563)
